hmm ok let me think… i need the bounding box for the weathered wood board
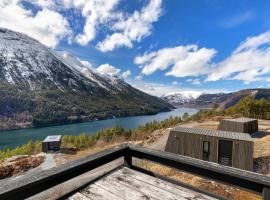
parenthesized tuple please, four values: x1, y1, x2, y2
(218, 118, 258, 134)
(67, 167, 218, 200)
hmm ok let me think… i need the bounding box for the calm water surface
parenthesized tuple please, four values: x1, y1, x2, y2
(0, 108, 197, 150)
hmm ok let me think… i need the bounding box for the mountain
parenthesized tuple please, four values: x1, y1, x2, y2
(161, 91, 228, 107)
(193, 93, 231, 108)
(218, 89, 270, 109)
(161, 91, 202, 105)
(162, 89, 270, 108)
(0, 28, 174, 130)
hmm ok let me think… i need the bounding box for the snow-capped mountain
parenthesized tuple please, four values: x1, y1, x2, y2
(0, 28, 129, 93)
(161, 91, 232, 107)
(52, 51, 129, 92)
(162, 89, 270, 108)
(161, 91, 202, 105)
(0, 28, 173, 130)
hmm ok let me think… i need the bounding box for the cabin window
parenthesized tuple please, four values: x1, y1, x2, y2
(203, 141, 210, 161)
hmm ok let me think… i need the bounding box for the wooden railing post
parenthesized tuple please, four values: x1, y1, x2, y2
(2, 144, 270, 199)
(263, 186, 270, 200)
(0, 145, 127, 200)
(124, 148, 132, 168)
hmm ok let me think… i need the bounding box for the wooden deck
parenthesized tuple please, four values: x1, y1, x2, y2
(2, 144, 270, 200)
(67, 167, 217, 200)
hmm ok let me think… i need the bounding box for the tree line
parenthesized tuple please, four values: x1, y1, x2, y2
(0, 116, 182, 161)
(188, 96, 270, 121)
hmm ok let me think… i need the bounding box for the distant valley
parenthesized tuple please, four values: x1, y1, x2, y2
(162, 89, 270, 109)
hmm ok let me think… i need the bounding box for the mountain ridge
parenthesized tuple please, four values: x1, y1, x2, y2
(0, 28, 174, 130)
(0, 28, 130, 93)
(161, 91, 202, 105)
(162, 89, 270, 108)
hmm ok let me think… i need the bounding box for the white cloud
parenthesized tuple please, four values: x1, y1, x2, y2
(96, 64, 130, 79)
(96, 0, 162, 52)
(135, 75, 143, 80)
(71, 0, 120, 45)
(122, 70, 131, 79)
(134, 31, 270, 85)
(235, 31, 270, 52)
(0, 0, 71, 48)
(187, 78, 201, 85)
(207, 31, 270, 83)
(96, 63, 121, 76)
(172, 81, 179, 85)
(129, 81, 180, 97)
(0, 0, 162, 51)
(60, 0, 162, 51)
(96, 33, 132, 52)
(79, 60, 93, 70)
(220, 11, 255, 29)
(135, 45, 216, 77)
(128, 80, 226, 97)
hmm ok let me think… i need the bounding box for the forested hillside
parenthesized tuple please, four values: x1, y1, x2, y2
(0, 81, 173, 130)
(0, 28, 173, 130)
(189, 96, 270, 121)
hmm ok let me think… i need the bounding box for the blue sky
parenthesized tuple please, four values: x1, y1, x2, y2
(1, 0, 270, 96)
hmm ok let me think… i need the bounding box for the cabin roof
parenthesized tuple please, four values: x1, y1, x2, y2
(220, 117, 257, 123)
(172, 127, 254, 141)
(43, 135, 62, 142)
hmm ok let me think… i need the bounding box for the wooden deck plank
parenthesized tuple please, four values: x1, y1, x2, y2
(95, 170, 187, 200)
(69, 167, 218, 200)
(117, 167, 217, 200)
(80, 184, 124, 200)
(67, 193, 90, 200)
(94, 176, 160, 200)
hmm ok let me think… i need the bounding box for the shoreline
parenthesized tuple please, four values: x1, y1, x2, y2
(0, 108, 198, 150)
(0, 108, 176, 133)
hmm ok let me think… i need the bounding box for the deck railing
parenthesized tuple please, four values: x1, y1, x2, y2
(0, 144, 269, 200)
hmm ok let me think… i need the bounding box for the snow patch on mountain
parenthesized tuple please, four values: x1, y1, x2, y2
(53, 51, 129, 91)
(162, 91, 202, 104)
(0, 28, 55, 88)
(0, 27, 129, 93)
(52, 50, 109, 90)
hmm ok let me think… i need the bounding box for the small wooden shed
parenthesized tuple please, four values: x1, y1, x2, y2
(218, 118, 258, 134)
(165, 127, 254, 171)
(42, 135, 62, 152)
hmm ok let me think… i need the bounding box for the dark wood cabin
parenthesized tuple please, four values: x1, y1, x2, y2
(165, 127, 254, 171)
(42, 135, 62, 152)
(218, 118, 258, 134)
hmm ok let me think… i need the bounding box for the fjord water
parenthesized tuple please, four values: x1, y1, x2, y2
(0, 108, 197, 150)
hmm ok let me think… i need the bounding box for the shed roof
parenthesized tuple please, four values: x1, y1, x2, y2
(172, 127, 254, 141)
(221, 118, 257, 123)
(43, 135, 62, 142)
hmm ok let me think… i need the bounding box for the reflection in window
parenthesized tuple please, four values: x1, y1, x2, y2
(203, 141, 210, 161)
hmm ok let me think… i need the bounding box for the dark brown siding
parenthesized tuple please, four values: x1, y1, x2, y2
(165, 131, 253, 171)
(218, 120, 258, 134)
